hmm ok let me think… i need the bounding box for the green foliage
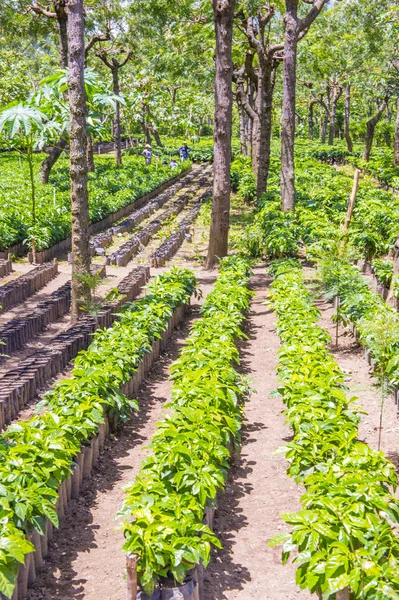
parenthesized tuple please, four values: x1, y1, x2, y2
(0, 267, 196, 598)
(0, 153, 188, 251)
(230, 155, 256, 203)
(269, 260, 399, 599)
(319, 256, 399, 390)
(119, 255, 253, 595)
(371, 259, 393, 288)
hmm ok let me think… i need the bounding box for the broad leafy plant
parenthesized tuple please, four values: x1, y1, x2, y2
(119, 255, 253, 596)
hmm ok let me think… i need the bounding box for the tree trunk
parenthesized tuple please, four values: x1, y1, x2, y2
(344, 84, 353, 152)
(321, 111, 328, 144)
(67, 0, 91, 323)
(237, 97, 247, 154)
(308, 100, 316, 139)
(148, 123, 163, 147)
(56, 4, 69, 69)
(394, 97, 399, 167)
(363, 97, 389, 161)
(206, 0, 235, 269)
(112, 67, 122, 167)
(40, 134, 68, 183)
(260, 64, 277, 198)
(39, 3, 68, 182)
(87, 132, 95, 172)
(248, 80, 254, 156)
(280, 0, 298, 212)
(328, 101, 337, 145)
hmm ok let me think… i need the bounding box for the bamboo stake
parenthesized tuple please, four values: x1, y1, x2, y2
(343, 168, 360, 231)
(126, 553, 138, 600)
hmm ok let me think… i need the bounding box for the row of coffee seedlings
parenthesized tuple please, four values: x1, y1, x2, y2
(151, 188, 212, 267)
(268, 260, 399, 599)
(318, 255, 399, 393)
(0, 267, 197, 600)
(120, 255, 253, 600)
(89, 164, 207, 257)
(109, 169, 212, 267)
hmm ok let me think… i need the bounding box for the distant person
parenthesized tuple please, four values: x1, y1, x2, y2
(179, 142, 191, 162)
(162, 158, 168, 167)
(142, 144, 152, 165)
(170, 159, 178, 169)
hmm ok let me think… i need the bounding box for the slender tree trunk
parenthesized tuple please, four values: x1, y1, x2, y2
(384, 104, 391, 147)
(148, 124, 163, 147)
(328, 101, 337, 145)
(308, 100, 316, 139)
(56, 5, 69, 69)
(112, 68, 122, 167)
(248, 80, 254, 156)
(261, 64, 277, 196)
(206, 0, 235, 269)
(67, 0, 91, 322)
(237, 97, 247, 154)
(344, 84, 353, 152)
(39, 3, 68, 182)
(363, 97, 389, 161)
(321, 111, 328, 144)
(87, 132, 95, 172)
(394, 97, 399, 167)
(40, 134, 68, 183)
(280, 0, 298, 212)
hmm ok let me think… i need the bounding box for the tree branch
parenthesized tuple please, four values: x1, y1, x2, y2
(298, 0, 329, 33)
(27, 1, 56, 18)
(85, 29, 111, 58)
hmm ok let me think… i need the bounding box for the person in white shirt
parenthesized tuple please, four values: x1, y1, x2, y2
(142, 144, 152, 165)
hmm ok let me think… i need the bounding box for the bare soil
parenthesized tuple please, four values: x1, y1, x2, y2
(203, 266, 310, 600)
(24, 267, 217, 600)
(314, 288, 399, 458)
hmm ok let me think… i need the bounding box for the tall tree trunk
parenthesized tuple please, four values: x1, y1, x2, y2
(112, 68, 122, 167)
(148, 123, 163, 147)
(247, 80, 254, 156)
(328, 101, 337, 145)
(67, 0, 91, 323)
(308, 99, 316, 139)
(56, 3, 69, 69)
(321, 111, 328, 143)
(363, 97, 389, 161)
(87, 132, 95, 172)
(344, 84, 353, 152)
(394, 98, 399, 167)
(237, 97, 247, 154)
(206, 0, 235, 269)
(384, 104, 391, 147)
(280, 0, 298, 212)
(40, 134, 68, 183)
(261, 64, 277, 197)
(39, 2, 68, 182)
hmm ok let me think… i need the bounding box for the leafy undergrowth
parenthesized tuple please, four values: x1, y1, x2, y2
(319, 256, 399, 391)
(240, 142, 399, 264)
(0, 153, 189, 251)
(269, 259, 399, 599)
(0, 267, 196, 599)
(120, 255, 253, 596)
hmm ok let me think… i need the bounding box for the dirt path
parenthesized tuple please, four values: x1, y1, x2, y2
(25, 268, 217, 600)
(315, 292, 399, 459)
(203, 266, 310, 600)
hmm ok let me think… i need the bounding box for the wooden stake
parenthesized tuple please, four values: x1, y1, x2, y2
(343, 168, 360, 231)
(126, 553, 138, 600)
